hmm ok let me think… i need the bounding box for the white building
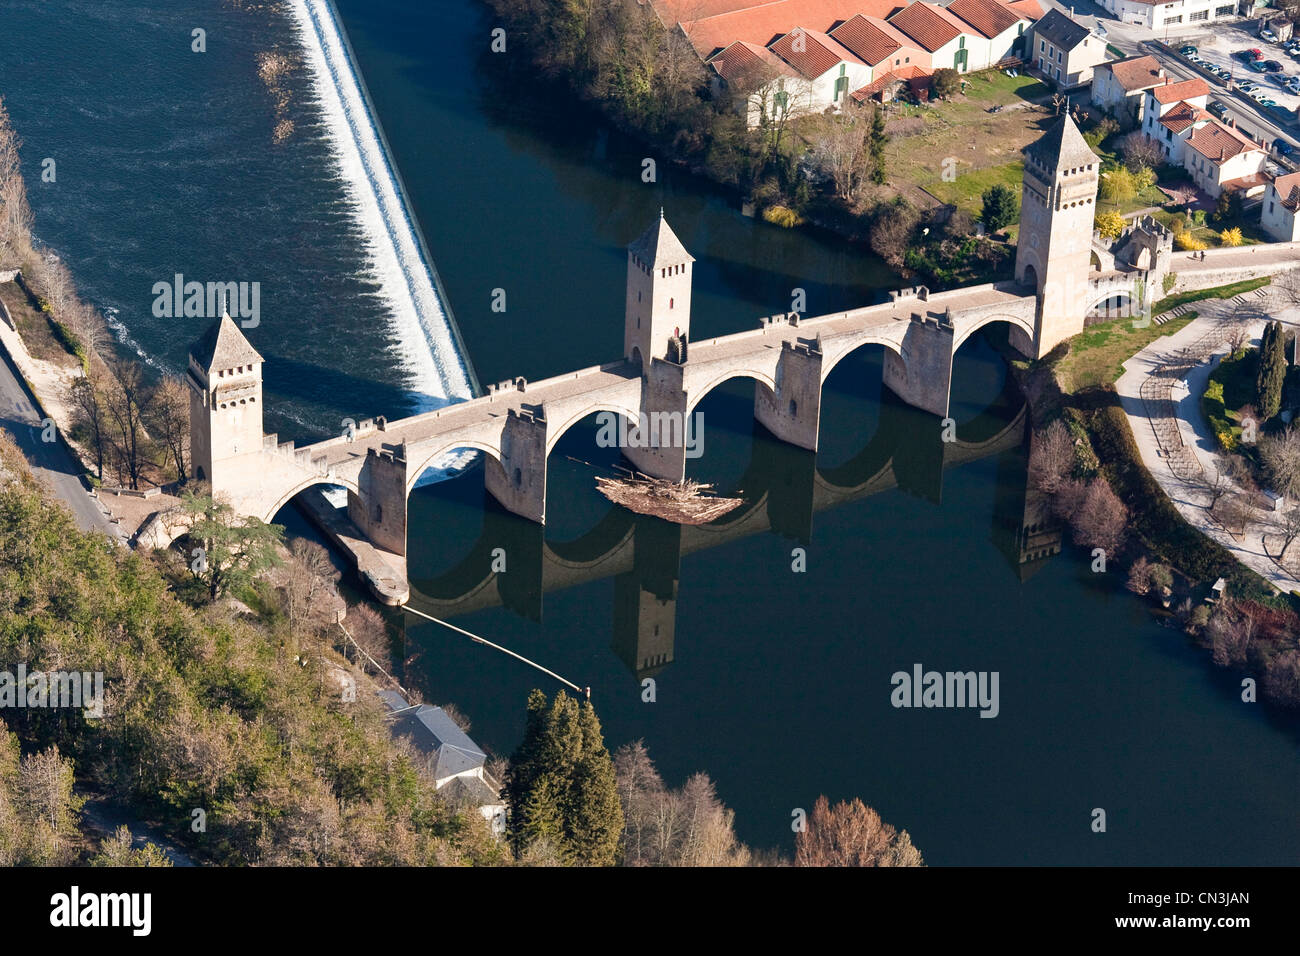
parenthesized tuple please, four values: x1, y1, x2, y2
(768, 26, 873, 111)
(1141, 76, 1210, 165)
(1261, 171, 1300, 240)
(1182, 121, 1269, 198)
(1091, 54, 1167, 126)
(946, 0, 1035, 66)
(1094, 0, 1243, 31)
(707, 40, 807, 128)
(889, 2, 991, 73)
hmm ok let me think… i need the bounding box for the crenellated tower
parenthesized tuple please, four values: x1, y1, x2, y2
(625, 210, 694, 365)
(1014, 114, 1100, 357)
(186, 309, 265, 491)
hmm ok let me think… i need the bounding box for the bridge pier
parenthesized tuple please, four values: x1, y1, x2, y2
(882, 318, 954, 420)
(624, 358, 690, 482)
(348, 445, 411, 557)
(484, 407, 548, 524)
(755, 340, 824, 452)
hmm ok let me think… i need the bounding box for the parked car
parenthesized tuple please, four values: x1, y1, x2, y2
(1262, 29, 1279, 43)
(1259, 98, 1279, 108)
(1276, 140, 1297, 157)
(1239, 48, 1264, 61)
(1247, 60, 1270, 73)
(1180, 44, 1198, 56)
(1208, 100, 1230, 119)
(1270, 72, 1292, 87)
(1263, 60, 1284, 72)
(1216, 68, 1233, 81)
(1238, 80, 1260, 92)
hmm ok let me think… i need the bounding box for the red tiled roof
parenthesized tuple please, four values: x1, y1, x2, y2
(1158, 101, 1205, 134)
(770, 26, 864, 77)
(1271, 171, 1300, 209)
(1005, 0, 1043, 18)
(1186, 120, 1263, 165)
(1102, 54, 1164, 92)
(946, 0, 1021, 39)
(851, 64, 930, 99)
(708, 39, 795, 82)
(888, 2, 969, 51)
(676, 0, 904, 59)
(829, 14, 915, 65)
(1150, 76, 1209, 104)
(1220, 172, 1271, 193)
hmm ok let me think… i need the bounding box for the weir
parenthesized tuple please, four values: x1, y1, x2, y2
(286, 0, 479, 417)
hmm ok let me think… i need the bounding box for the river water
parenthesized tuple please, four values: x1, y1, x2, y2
(1, 0, 1296, 863)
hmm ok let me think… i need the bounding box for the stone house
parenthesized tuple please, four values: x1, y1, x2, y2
(1261, 171, 1300, 240)
(1026, 9, 1107, 88)
(1091, 54, 1166, 127)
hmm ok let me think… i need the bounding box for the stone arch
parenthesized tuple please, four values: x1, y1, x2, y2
(818, 335, 908, 384)
(951, 312, 1037, 354)
(686, 369, 778, 414)
(259, 474, 362, 524)
(545, 402, 642, 458)
(405, 440, 504, 496)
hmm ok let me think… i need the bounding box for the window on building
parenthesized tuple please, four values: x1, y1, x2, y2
(1190, 9, 1207, 20)
(1165, 14, 1182, 23)
(959, 36, 966, 49)
(1164, 128, 1172, 141)
(1018, 22, 1024, 35)
(1039, 39, 1045, 52)
(1269, 201, 1275, 214)
(1215, 4, 1233, 14)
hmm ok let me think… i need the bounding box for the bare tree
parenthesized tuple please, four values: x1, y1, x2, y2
(1119, 131, 1164, 173)
(1070, 477, 1128, 553)
(1260, 424, 1300, 498)
(283, 538, 339, 637)
(1206, 458, 1232, 508)
(101, 355, 154, 489)
(1276, 506, 1300, 561)
(794, 795, 923, 867)
(1126, 555, 1152, 595)
(147, 375, 190, 483)
(1029, 420, 1074, 493)
(809, 113, 872, 202)
(1274, 269, 1300, 309)
(70, 369, 108, 479)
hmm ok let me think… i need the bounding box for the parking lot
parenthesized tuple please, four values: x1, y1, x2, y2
(1178, 22, 1300, 121)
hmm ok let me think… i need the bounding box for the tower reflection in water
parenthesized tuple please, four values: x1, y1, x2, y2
(399, 384, 1060, 685)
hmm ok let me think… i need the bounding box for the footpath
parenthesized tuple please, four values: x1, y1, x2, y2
(1114, 287, 1300, 595)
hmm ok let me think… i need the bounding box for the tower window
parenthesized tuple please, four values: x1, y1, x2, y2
(670, 298, 674, 308)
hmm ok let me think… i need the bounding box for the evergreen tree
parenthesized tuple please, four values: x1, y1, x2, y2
(1257, 320, 1287, 422)
(503, 690, 624, 865)
(981, 184, 1019, 232)
(869, 107, 887, 185)
(566, 701, 623, 865)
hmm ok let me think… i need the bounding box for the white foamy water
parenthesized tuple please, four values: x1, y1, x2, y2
(286, 0, 476, 483)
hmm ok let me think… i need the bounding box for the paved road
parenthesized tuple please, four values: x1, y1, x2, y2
(0, 348, 120, 539)
(1042, 0, 1298, 152)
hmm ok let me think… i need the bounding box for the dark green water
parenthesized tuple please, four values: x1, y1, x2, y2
(2, 0, 1296, 863)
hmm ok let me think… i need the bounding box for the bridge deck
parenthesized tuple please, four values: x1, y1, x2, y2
(300, 282, 1032, 470)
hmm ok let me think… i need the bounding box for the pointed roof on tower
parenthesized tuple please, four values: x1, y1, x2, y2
(629, 210, 695, 267)
(1025, 113, 1097, 172)
(191, 310, 264, 373)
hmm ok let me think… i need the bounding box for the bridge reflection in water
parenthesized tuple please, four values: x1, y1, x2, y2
(395, 384, 1062, 684)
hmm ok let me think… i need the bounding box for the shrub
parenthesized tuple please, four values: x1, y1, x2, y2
(1133, 166, 1156, 192)
(1095, 210, 1124, 239)
(1219, 226, 1243, 247)
(761, 204, 803, 228)
(1100, 167, 1137, 203)
(1175, 232, 1207, 251)
(930, 68, 961, 99)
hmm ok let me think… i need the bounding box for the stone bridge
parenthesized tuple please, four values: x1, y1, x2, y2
(189, 116, 1255, 602)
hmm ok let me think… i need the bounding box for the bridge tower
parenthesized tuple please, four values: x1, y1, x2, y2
(625, 210, 694, 365)
(186, 310, 265, 492)
(1014, 114, 1100, 358)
